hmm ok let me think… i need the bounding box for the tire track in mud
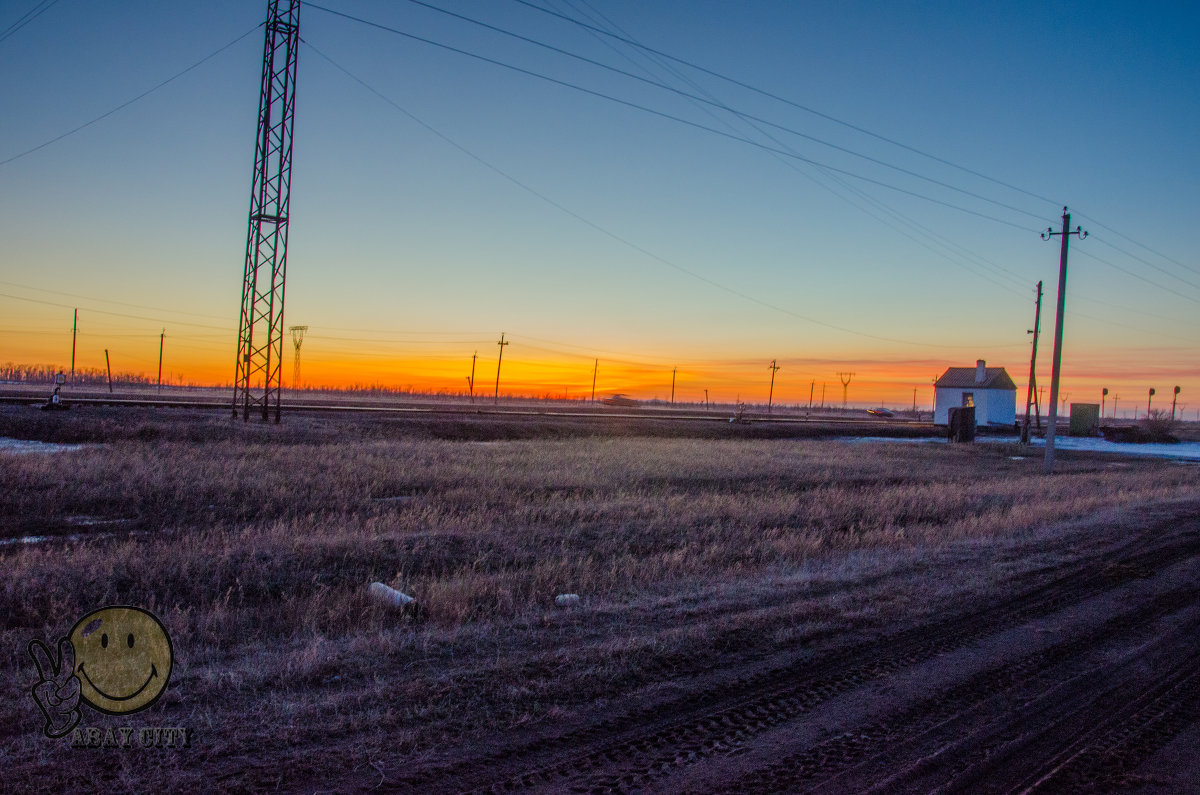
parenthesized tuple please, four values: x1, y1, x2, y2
(392, 520, 1200, 793)
(719, 586, 1200, 793)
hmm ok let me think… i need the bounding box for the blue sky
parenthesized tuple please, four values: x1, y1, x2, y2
(1, 1, 1196, 407)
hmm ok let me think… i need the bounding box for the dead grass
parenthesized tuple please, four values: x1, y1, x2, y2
(1, 410, 1198, 790)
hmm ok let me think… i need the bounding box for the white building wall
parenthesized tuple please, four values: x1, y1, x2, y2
(935, 387, 1017, 426)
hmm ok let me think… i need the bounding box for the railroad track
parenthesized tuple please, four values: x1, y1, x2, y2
(385, 514, 1200, 793)
(0, 392, 930, 428)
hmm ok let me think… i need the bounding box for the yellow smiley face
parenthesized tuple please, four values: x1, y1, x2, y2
(68, 606, 173, 715)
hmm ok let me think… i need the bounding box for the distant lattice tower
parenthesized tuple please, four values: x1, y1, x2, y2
(233, 0, 300, 422)
(289, 325, 308, 389)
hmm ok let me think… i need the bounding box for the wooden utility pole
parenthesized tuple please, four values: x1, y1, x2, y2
(494, 334, 508, 404)
(70, 309, 78, 383)
(704, 388, 709, 410)
(1042, 207, 1087, 474)
(591, 359, 598, 402)
(1021, 281, 1043, 444)
(671, 367, 677, 404)
(767, 359, 781, 412)
(104, 349, 113, 393)
(820, 382, 826, 409)
(157, 329, 165, 393)
(468, 351, 476, 402)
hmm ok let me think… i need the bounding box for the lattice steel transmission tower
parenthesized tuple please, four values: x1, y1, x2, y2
(289, 325, 308, 389)
(233, 0, 300, 422)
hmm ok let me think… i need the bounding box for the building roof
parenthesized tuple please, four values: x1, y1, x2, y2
(936, 367, 1017, 390)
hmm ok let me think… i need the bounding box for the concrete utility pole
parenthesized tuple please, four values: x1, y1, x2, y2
(671, 367, 677, 404)
(70, 309, 78, 383)
(591, 359, 598, 402)
(838, 372, 855, 410)
(767, 359, 781, 412)
(157, 329, 165, 393)
(1042, 207, 1087, 475)
(1022, 281, 1043, 444)
(494, 333, 508, 404)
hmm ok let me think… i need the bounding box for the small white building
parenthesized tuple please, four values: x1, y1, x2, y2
(935, 360, 1017, 426)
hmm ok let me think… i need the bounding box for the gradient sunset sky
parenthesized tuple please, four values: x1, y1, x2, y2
(1, 0, 1197, 412)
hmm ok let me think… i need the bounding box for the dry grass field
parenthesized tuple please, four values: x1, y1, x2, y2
(1, 405, 1198, 791)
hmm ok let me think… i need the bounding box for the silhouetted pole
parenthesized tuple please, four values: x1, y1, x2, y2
(704, 388, 709, 410)
(809, 381, 815, 412)
(70, 309, 78, 384)
(1171, 386, 1180, 422)
(468, 351, 476, 402)
(767, 359, 780, 412)
(821, 382, 826, 409)
(1147, 387, 1155, 416)
(838, 372, 855, 410)
(1021, 281, 1043, 444)
(671, 367, 676, 404)
(157, 329, 165, 393)
(104, 349, 113, 394)
(912, 388, 917, 413)
(494, 333, 508, 404)
(1101, 388, 1108, 420)
(1113, 393, 1120, 419)
(591, 359, 598, 402)
(1042, 207, 1087, 474)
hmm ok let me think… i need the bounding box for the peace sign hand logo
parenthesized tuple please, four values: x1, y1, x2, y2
(28, 638, 82, 739)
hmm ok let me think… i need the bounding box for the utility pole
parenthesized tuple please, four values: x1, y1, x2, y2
(1171, 386, 1181, 422)
(1113, 393, 1119, 419)
(157, 329, 165, 393)
(671, 366, 677, 404)
(1021, 280, 1043, 443)
(233, 0, 300, 423)
(1101, 388, 1108, 420)
(704, 388, 709, 410)
(288, 325, 308, 389)
(820, 382, 826, 409)
(1060, 392, 1070, 414)
(808, 380, 815, 412)
(1147, 387, 1155, 417)
(838, 372, 855, 410)
(104, 349, 113, 394)
(468, 350, 477, 402)
(591, 359, 598, 403)
(912, 388, 917, 413)
(70, 308, 78, 384)
(494, 333, 508, 404)
(1041, 207, 1087, 474)
(767, 359, 780, 412)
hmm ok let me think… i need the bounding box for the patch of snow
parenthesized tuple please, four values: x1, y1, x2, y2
(0, 437, 86, 454)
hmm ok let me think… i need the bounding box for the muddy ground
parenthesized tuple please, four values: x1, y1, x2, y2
(1, 405, 1197, 792)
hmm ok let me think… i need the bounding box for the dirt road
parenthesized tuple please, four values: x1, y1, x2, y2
(388, 511, 1200, 793)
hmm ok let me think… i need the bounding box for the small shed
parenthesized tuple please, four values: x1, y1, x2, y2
(935, 360, 1017, 426)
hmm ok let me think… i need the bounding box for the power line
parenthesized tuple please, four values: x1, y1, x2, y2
(304, 41, 1024, 350)
(0, 23, 262, 167)
(0, 0, 62, 45)
(304, 5, 1038, 232)
(509, 0, 1063, 210)
(387, 0, 1047, 224)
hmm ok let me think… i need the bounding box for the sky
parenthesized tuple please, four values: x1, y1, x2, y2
(1, 0, 1197, 413)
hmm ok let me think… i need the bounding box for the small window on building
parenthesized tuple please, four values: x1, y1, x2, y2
(962, 392, 974, 407)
